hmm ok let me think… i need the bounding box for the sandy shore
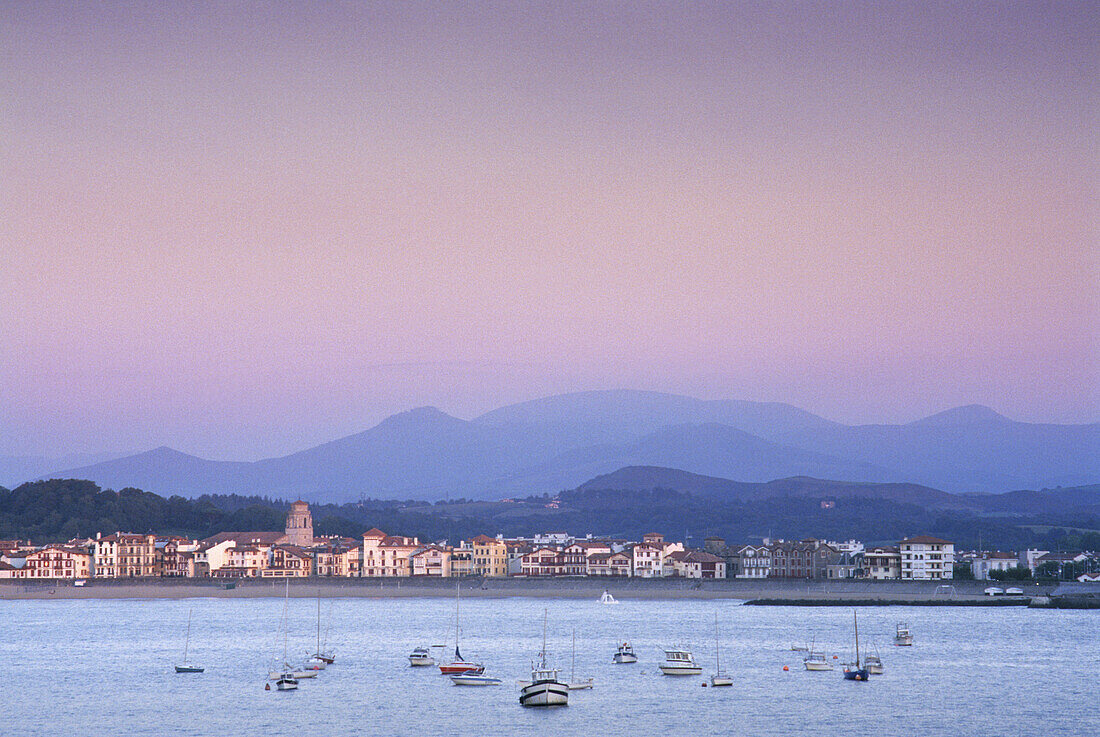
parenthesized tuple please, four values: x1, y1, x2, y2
(0, 577, 1055, 603)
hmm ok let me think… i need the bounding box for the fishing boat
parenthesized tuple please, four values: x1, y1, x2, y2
(519, 610, 568, 707)
(865, 646, 884, 676)
(659, 647, 702, 676)
(408, 646, 437, 667)
(567, 629, 593, 690)
(612, 642, 638, 664)
(451, 673, 503, 686)
(599, 590, 618, 604)
(174, 608, 204, 673)
(894, 622, 913, 646)
(273, 580, 298, 691)
(710, 613, 732, 687)
(803, 636, 833, 671)
(439, 583, 485, 676)
(842, 611, 869, 682)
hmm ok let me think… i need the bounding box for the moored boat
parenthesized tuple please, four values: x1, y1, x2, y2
(408, 646, 436, 667)
(439, 582, 485, 676)
(710, 613, 733, 687)
(174, 608, 204, 674)
(894, 622, 913, 646)
(659, 647, 702, 676)
(842, 611, 870, 682)
(599, 590, 619, 604)
(519, 610, 568, 707)
(803, 636, 833, 671)
(451, 673, 502, 686)
(613, 642, 637, 664)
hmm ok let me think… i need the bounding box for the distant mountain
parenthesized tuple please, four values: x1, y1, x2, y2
(34, 393, 1100, 502)
(491, 422, 899, 495)
(0, 451, 132, 489)
(474, 389, 838, 446)
(775, 405, 1100, 493)
(576, 466, 978, 510)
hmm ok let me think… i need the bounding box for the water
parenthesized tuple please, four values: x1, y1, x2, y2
(2, 596, 1096, 736)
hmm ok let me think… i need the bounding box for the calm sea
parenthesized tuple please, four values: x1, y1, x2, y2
(2, 595, 1095, 736)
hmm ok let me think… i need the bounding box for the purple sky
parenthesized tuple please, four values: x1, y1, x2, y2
(2, 1, 1097, 459)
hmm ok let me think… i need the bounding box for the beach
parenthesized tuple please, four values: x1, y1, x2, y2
(0, 577, 1055, 603)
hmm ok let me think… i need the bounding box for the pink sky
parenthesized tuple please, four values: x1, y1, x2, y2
(2, 2, 1097, 459)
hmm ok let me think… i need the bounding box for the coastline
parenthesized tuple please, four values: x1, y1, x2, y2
(0, 577, 1061, 604)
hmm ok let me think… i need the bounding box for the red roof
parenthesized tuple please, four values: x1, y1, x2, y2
(901, 536, 953, 545)
(362, 528, 387, 539)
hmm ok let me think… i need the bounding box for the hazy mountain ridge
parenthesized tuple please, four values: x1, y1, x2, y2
(34, 390, 1100, 502)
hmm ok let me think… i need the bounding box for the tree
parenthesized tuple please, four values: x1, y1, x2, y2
(953, 562, 974, 580)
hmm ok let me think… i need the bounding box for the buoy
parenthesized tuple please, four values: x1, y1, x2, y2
(833, 655, 838, 659)
(264, 683, 271, 691)
(782, 665, 789, 671)
(702, 683, 707, 687)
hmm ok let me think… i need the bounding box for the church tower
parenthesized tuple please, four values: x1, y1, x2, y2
(284, 500, 314, 546)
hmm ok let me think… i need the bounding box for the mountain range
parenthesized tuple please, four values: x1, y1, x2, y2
(15, 390, 1100, 502)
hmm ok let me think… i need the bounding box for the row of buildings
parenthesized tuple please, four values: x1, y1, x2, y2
(1, 502, 1094, 582)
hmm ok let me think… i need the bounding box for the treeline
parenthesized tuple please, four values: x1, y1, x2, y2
(4, 478, 1099, 551)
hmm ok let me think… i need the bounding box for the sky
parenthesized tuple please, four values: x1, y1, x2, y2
(2, 1, 1097, 460)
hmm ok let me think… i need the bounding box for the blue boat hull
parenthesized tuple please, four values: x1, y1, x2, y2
(843, 669, 869, 681)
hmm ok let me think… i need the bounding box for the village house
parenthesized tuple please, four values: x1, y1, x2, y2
(411, 545, 452, 577)
(92, 533, 158, 577)
(264, 545, 312, 577)
(585, 551, 632, 576)
(470, 535, 509, 577)
(13, 545, 92, 579)
(157, 537, 199, 578)
(376, 535, 422, 577)
(731, 544, 772, 578)
(768, 539, 835, 579)
(664, 550, 726, 579)
(899, 536, 955, 580)
(314, 541, 360, 577)
(967, 551, 1020, 580)
(521, 547, 564, 576)
(862, 546, 901, 579)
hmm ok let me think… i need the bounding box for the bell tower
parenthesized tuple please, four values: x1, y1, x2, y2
(284, 500, 314, 546)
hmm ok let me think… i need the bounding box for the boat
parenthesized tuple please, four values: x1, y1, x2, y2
(842, 611, 869, 682)
(567, 629, 593, 690)
(519, 610, 568, 707)
(789, 644, 809, 652)
(272, 580, 298, 691)
(710, 613, 732, 687)
(599, 590, 618, 604)
(803, 636, 833, 671)
(439, 582, 485, 675)
(894, 622, 913, 646)
(865, 644, 884, 675)
(310, 591, 335, 664)
(174, 608, 204, 673)
(451, 673, 503, 686)
(408, 646, 437, 667)
(268, 668, 317, 680)
(613, 642, 638, 664)
(659, 647, 702, 676)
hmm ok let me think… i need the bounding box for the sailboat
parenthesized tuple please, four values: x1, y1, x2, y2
(842, 611, 869, 682)
(710, 613, 732, 687)
(803, 636, 834, 671)
(567, 629, 593, 690)
(519, 610, 568, 707)
(306, 592, 334, 667)
(438, 582, 484, 675)
(174, 608, 204, 673)
(273, 580, 298, 691)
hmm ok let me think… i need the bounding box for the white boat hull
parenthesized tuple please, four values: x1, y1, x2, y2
(451, 674, 502, 686)
(408, 656, 435, 667)
(804, 661, 834, 671)
(659, 664, 702, 676)
(568, 679, 593, 690)
(894, 636, 913, 646)
(613, 653, 637, 664)
(520, 679, 569, 707)
(710, 675, 733, 687)
(866, 664, 884, 675)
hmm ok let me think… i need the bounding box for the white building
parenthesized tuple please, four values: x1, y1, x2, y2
(899, 536, 955, 580)
(968, 552, 1019, 580)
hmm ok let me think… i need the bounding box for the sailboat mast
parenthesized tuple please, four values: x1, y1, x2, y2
(714, 612, 720, 672)
(853, 610, 860, 668)
(541, 608, 548, 669)
(316, 590, 321, 654)
(571, 628, 576, 681)
(282, 579, 290, 664)
(184, 608, 192, 662)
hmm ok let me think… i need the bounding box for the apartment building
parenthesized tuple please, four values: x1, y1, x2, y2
(899, 536, 954, 580)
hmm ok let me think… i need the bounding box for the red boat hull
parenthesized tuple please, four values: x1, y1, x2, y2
(439, 662, 484, 675)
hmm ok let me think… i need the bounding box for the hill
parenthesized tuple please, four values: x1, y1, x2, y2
(34, 392, 1100, 502)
